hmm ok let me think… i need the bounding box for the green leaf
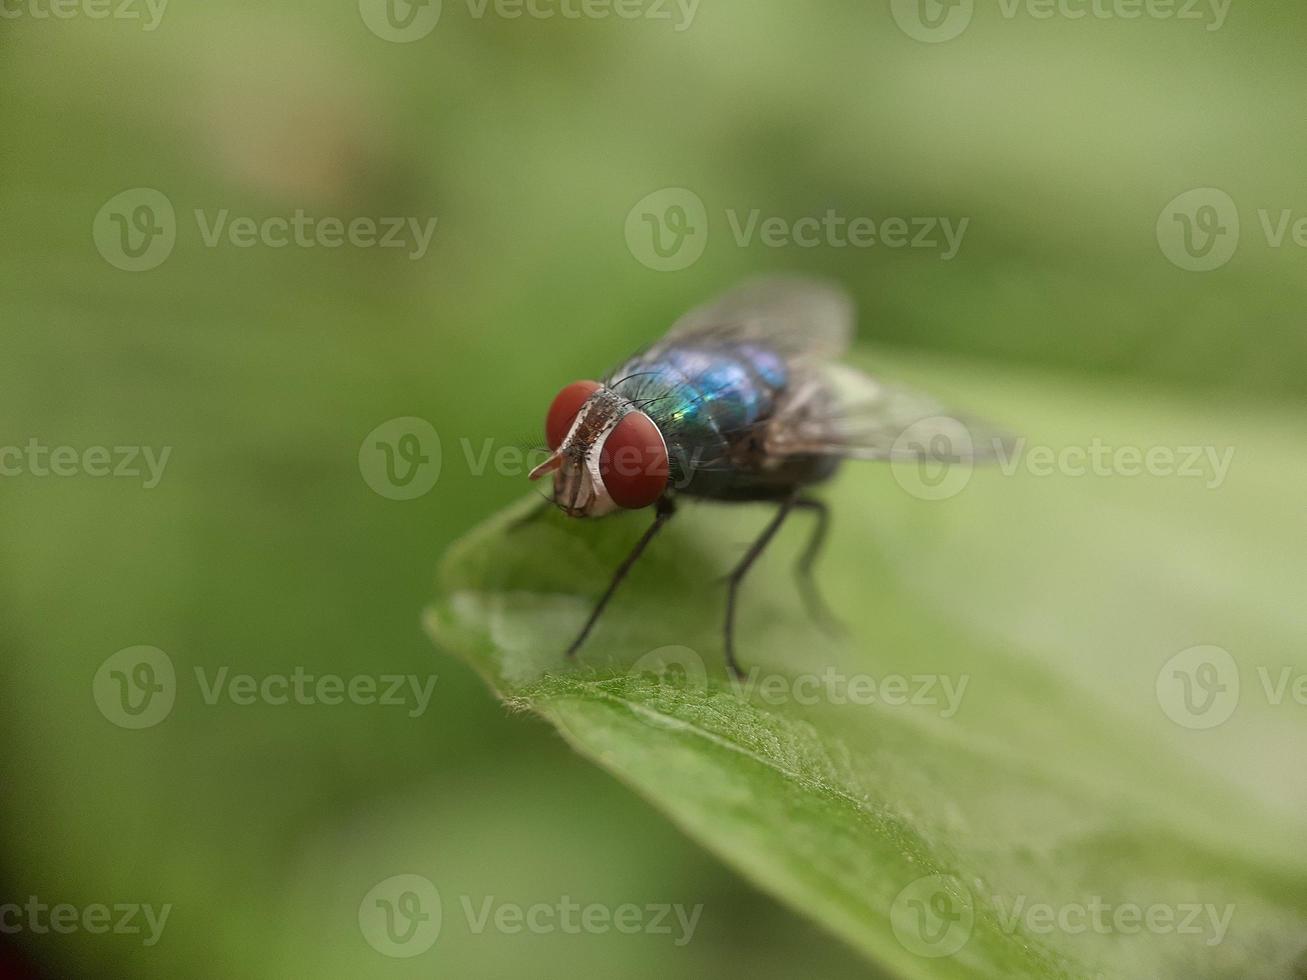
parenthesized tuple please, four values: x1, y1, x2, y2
(426, 349, 1307, 979)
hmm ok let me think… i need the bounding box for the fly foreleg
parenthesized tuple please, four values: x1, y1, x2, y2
(567, 495, 677, 658)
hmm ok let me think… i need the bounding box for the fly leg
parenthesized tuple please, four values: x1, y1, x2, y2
(723, 495, 798, 679)
(567, 495, 677, 658)
(793, 496, 843, 636)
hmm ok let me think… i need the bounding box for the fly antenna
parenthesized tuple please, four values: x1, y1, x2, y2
(528, 451, 563, 481)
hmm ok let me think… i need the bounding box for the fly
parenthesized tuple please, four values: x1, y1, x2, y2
(525, 276, 1007, 677)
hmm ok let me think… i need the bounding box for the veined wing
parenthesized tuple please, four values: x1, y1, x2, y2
(652, 276, 853, 361)
(766, 363, 1014, 462)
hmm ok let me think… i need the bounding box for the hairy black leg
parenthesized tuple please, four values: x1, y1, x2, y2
(566, 496, 677, 658)
(723, 496, 798, 679)
(792, 496, 843, 636)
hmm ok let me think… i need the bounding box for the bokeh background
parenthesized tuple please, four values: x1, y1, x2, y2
(2, 1, 1306, 977)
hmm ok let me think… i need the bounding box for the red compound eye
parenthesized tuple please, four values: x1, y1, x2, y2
(546, 380, 603, 450)
(600, 411, 669, 510)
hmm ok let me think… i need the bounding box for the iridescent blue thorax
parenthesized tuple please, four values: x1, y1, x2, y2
(606, 341, 838, 500)
(610, 341, 787, 431)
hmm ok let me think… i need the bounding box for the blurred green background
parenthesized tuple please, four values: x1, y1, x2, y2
(2, 1, 1306, 977)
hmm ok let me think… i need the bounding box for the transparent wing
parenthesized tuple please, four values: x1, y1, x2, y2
(654, 276, 853, 361)
(765, 363, 1014, 462)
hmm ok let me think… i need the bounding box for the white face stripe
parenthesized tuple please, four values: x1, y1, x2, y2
(554, 388, 634, 516)
(580, 400, 625, 513)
